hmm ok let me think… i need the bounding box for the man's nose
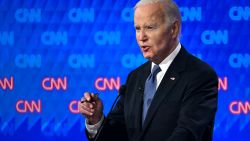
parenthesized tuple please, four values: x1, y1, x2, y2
(138, 30, 148, 41)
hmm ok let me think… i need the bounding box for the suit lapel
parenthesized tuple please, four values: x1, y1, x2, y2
(141, 47, 188, 131)
(142, 70, 180, 129)
(134, 62, 151, 130)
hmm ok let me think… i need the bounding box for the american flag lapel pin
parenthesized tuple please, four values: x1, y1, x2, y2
(170, 77, 175, 80)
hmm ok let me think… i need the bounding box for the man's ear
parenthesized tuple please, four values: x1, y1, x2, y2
(171, 21, 180, 39)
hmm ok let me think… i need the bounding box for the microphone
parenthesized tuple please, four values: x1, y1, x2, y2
(94, 85, 126, 141)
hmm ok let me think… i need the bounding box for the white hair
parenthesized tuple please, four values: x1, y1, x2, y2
(134, 0, 182, 35)
(135, 0, 165, 7)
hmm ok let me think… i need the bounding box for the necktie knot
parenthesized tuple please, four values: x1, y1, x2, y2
(149, 65, 161, 82)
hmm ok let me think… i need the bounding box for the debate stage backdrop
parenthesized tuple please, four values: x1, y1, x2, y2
(0, 0, 249, 141)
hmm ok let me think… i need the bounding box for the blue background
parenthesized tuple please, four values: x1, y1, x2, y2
(0, 0, 250, 140)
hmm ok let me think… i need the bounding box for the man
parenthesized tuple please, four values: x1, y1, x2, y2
(79, 0, 218, 141)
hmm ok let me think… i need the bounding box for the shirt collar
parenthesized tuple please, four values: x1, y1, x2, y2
(151, 43, 181, 73)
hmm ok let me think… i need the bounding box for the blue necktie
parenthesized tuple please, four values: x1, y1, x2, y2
(142, 65, 161, 124)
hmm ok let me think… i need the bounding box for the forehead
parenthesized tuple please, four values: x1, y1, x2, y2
(134, 3, 166, 24)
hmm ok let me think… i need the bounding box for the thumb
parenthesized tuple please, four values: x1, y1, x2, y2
(91, 93, 99, 102)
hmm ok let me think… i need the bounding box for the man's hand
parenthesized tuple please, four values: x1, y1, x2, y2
(79, 92, 104, 125)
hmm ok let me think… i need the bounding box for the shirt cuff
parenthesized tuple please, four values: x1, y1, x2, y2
(85, 115, 104, 138)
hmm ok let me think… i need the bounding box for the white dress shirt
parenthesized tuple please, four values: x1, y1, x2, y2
(153, 43, 181, 89)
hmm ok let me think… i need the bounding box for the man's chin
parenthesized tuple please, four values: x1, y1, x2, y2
(144, 56, 162, 64)
(142, 53, 152, 59)
(143, 55, 151, 60)
(144, 56, 155, 62)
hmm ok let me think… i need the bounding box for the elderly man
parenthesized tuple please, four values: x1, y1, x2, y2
(79, 0, 218, 141)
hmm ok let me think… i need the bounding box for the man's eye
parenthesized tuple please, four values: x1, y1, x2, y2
(135, 27, 141, 31)
(146, 25, 156, 30)
(147, 26, 154, 29)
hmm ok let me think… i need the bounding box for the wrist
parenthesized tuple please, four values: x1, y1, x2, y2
(88, 113, 103, 125)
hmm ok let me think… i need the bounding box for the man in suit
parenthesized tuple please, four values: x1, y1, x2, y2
(79, 0, 218, 141)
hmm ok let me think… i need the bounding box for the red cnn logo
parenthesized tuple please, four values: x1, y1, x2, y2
(16, 100, 41, 113)
(69, 100, 80, 114)
(218, 77, 228, 91)
(0, 76, 14, 90)
(42, 76, 68, 91)
(229, 101, 250, 115)
(95, 77, 120, 91)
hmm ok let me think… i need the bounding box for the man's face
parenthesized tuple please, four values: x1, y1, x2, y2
(134, 3, 174, 64)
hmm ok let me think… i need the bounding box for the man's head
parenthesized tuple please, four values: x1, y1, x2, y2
(134, 0, 181, 64)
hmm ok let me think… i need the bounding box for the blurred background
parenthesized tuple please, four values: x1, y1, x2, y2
(0, 0, 249, 140)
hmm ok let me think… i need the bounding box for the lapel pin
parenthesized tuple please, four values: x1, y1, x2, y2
(170, 77, 175, 80)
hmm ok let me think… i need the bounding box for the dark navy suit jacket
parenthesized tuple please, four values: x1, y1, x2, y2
(90, 46, 218, 141)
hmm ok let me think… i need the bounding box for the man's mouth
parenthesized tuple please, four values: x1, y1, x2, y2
(141, 45, 150, 52)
